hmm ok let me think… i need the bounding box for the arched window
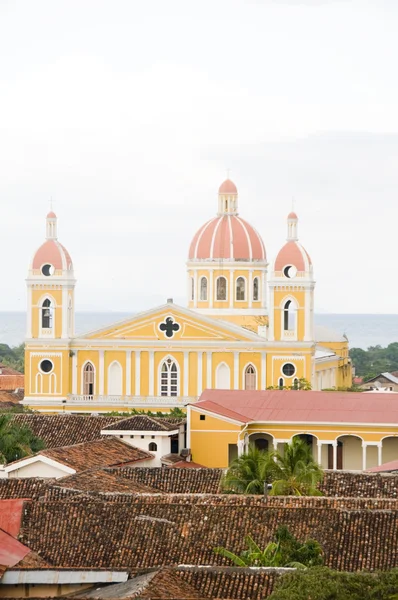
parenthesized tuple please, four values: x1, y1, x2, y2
(160, 358, 179, 397)
(293, 377, 299, 390)
(83, 362, 95, 396)
(35, 373, 43, 394)
(41, 298, 53, 329)
(191, 277, 194, 301)
(283, 300, 296, 331)
(49, 373, 57, 394)
(108, 361, 122, 395)
(216, 276, 227, 301)
(245, 364, 256, 390)
(200, 277, 208, 301)
(216, 362, 230, 389)
(253, 277, 259, 301)
(149, 442, 157, 451)
(278, 377, 284, 390)
(236, 277, 246, 301)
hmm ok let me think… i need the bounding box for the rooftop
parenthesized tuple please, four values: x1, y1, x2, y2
(101, 415, 185, 432)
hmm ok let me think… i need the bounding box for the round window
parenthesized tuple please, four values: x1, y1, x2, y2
(42, 264, 55, 276)
(282, 363, 296, 377)
(283, 265, 297, 279)
(39, 359, 53, 373)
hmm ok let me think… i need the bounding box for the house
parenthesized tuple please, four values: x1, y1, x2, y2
(187, 389, 398, 470)
(360, 372, 398, 392)
(100, 415, 186, 467)
(0, 363, 24, 392)
(2, 437, 154, 479)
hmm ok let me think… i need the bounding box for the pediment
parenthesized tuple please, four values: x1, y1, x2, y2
(81, 304, 259, 343)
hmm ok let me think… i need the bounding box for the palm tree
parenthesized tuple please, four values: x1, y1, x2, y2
(0, 414, 45, 464)
(222, 438, 323, 496)
(267, 437, 323, 496)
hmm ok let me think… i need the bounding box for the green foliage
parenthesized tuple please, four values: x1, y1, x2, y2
(0, 343, 24, 373)
(214, 525, 323, 568)
(350, 343, 398, 380)
(106, 407, 185, 418)
(222, 438, 323, 496)
(0, 414, 45, 464)
(270, 566, 398, 600)
(267, 378, 312, 391)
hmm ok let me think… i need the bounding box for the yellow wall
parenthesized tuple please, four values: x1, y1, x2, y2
(190, 410, 241, 467)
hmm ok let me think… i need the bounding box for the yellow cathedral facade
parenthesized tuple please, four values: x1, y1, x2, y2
(23, 178, 352, 413)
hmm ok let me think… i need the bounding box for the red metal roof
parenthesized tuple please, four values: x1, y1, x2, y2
(367, 460, 398, 473)
(0, 500, 25, 537)
(195, 389, 398, 425)
(0, 529, 30, 567)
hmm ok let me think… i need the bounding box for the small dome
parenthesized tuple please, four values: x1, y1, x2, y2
(32, 240, 73, 271)
(189, 215, 266, 261)
(47, 211, 57, 218)
(287, 211, 298, 219)
(274, 241, 312, 272)
(218, 179, 238, 194)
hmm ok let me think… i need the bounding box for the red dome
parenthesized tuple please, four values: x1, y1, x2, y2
(218, 179, 237, 194)
(287, 211, 298, 219)
(274, 241, 311, 272)
(47, 211, 57, 218)
(189, 215, 266, 261)
(32, 240, 73, 271)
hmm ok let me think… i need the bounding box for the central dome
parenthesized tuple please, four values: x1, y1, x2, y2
(188, 179, 266, 262)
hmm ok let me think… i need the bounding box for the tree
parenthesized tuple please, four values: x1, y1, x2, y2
(222, 438, 323, 496)
(0, 343, 24, 373)
(267, 437, 323, 496)
(269, 566, 398, 600)
(214, 525, 323, 568)
(0, 414, 45, 464)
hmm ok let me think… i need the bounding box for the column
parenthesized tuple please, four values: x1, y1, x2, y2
(125, 350, 132, 396)
(268, 285, 274, 341)
(206, 352, 212, 388)
(317, 441, 322, 466)
(209, 270, 214, 308)
(148, 351, 154, 396)
(362, 442, 367, 471)
(194, 271, 198, 308)
(229, 270, 235, 308)
(71, 352, 77, 394)
(248, 270, 253, 308)
(304, 289, 311, 341)
(183, 351, 189, 396)
(261, 352, 266, 390)
(238, 439, 245, 456)
(273, 439, 278, 451)
(197, 352, 203, 396)
(233, 352, 239, 389)
(332, 441, 337, 470)
(99, 350, 105, 396)
(378, 442, 383, 466)
(61, 287, 68, 338)
(261, 271, 267, 309)
(135, 350, 141, 396)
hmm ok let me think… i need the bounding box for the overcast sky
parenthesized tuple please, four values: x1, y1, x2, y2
(0, 0, 397, 314)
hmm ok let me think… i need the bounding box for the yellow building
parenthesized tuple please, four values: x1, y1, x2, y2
(188, 388, 398, 471)
(23, 178, 351, 413)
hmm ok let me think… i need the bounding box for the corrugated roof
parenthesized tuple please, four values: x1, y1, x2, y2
(314, 325, 347, 343)
(0, 529, 30, 568)
(367, 459, 398, 473)
(195, 389, 398, 424)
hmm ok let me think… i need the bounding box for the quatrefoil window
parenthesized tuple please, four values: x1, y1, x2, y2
(159, 316, 180, 338)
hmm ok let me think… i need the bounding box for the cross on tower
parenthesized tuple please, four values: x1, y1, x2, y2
(159, 316, 180, 338)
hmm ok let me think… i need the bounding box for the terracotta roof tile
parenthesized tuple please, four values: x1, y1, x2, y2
(102, 415, 184, 432)
(113, 466, 223, 494)
(0, 479, 49, 500)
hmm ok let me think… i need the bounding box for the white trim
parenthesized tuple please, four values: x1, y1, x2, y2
(183, 351, 189, 396)
(135, 350, 141, 395)
(81, 360, 96, 395)
(107, 359, 123, 396)
(5, 454, 76, 475)
(101, 429, 179, 436)
(158, 354, 180, 397)
(186, 405, 191, 448)
(229, 270, 234, 307)
(61, 286, 68, 338)
(189, 404, 244, 425)
(215, 361, 231, 390)
(199, 275, 208, 302)
(72, 351, 77, 394)
(149, 350, 154, 396)
(261, 352, 266, 390)
(206, 352, 212, 388)
(2, 571, 129, 585)
(234, 352, 239, 389)
(209, 269, 214, 308)
(99, 350, 105, 395)
(38, 358, 54, 374)
(235, 216, 253, 260)
(209, 217, 223, 259)
(280, 361, 296, 379)
(197, 352, 203, 395)
(125, 350, 132, 396)
(194, 217, 217, 259)
(242, 362, 257, 390)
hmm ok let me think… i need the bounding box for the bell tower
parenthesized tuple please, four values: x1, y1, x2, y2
(268, 212, 315, 343)
(26, 211, 76, 340)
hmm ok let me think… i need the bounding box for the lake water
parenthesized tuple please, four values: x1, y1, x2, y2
(0, 311, 397, 350)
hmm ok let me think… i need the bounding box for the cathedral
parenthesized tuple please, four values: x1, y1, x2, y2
(23, 178, 352, 413)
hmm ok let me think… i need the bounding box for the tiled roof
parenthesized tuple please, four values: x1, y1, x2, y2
(195, 389, 398, 424)
(0, 389, 24, 404)
(0, 375, 24, 391)
(11, 415, 122, 448)
(49, 468, 157, 496)
(113, 466, 223, 494)
(0, 363, 23, 376)
(102, 415, 183, 432)
(0, 478, 49, 500)
(320, 470, 398, 497)
(19, 495, 398, 571)
(37, 438, 154, 472)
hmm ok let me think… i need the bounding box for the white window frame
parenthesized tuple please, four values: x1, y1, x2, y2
(199, 276, 208, 301)
(252, 276, 260, 302)
(215, 276, 228, 301)
(158, 356, 180, 397)
(243, 363, 257, 390)
(280, 296, 298, 341)
(81, 361, 96, 396)
(39, 294, 56, 338)
(235, 276, 247, 302)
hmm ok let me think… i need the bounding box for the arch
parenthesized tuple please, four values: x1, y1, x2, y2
(148, 442, 158, 452)
(283, 298, 296, 331)
(335, 435, 363, 470)
(291, 433, 318, 461)
(293, 377, 299, 390)
(159, 356, 180, 397)
(216, 276, 227, 301)
(108, 361, 122, 395)
(381, 436, 398, 464)
(248, 432, 274, 453)
(244, 363, 257, 390)
(200, 276, 208, 301)
(49, 372, 57, 394)
(35, 372, 43, 394)
(253, 276, 259, 301)
(278, 377, 284, 389)
(216, 362, 230, 389)
(41, 297, 54, 329)
(82, 362, 95, 396)
(236, 276, 246, 301)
